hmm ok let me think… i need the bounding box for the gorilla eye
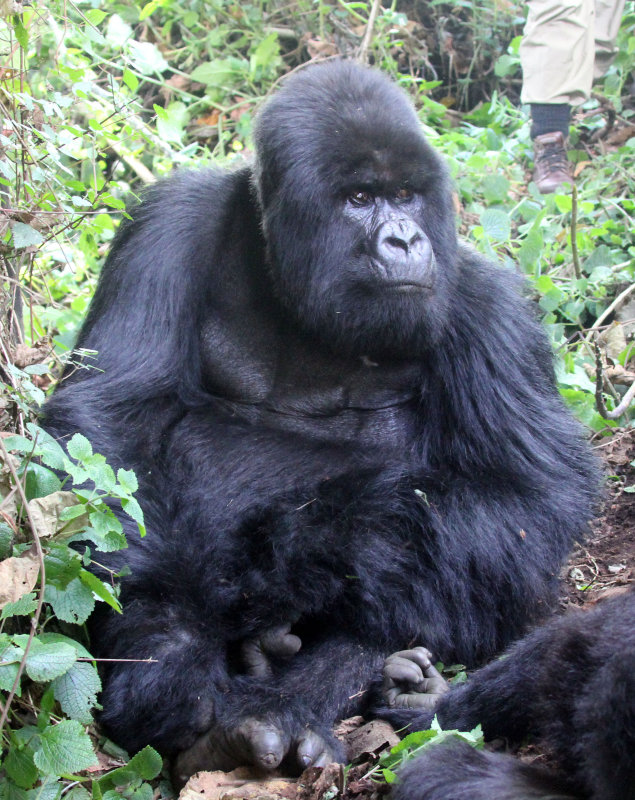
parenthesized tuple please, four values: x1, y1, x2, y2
(348, 190, 374, 207)
(395, 187, 414, 202)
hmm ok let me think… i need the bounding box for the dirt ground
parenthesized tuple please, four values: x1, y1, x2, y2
(178, 428, 635, 800)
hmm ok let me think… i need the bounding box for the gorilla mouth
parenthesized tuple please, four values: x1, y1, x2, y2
(385, 281, 432, 293)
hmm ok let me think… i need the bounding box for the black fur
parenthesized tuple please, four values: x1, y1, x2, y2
(390, 593, 635, 800)
(44, 61, 597, 769)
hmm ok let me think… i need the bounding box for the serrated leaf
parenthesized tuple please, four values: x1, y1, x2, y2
(1, 591, 38, 619)
(12, 16, 28, 50)
(11, 222, 43, 249)
(0, 642, 23, 693)
(52, 662, 101, 724)
(121, 498, 145, 535)
(79, 568, 122, 613)
(85, 9, 107, 25)
(480, 209, 510, 242)
(29, 779, 64, 800)
(25, 463, 63, 501)
(66, 434, 93, 462)
(24, 640, 77, 682)
(122, 68, 139, 91)
(5, 742, 39, 789)
(34, 720, 98, 775)
(116, 468, 138, 494)
(45, 578, 95, 624)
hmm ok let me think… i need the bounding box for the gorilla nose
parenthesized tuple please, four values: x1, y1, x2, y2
(380, 219, 423, 256)
(374, 218, 433, 282)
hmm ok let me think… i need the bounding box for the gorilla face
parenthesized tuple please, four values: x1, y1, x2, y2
(253, 61, 459, 358)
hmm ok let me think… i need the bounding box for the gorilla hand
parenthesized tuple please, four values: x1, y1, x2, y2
(383, 647, 450, 710)
(172, 716, 338, 786)
(241, 624, 302, 677)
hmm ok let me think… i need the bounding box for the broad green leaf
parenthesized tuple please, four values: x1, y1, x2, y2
(117, 468, 138, 494)
(34, 720, 98, 775)
(52, 662, 101, 724)
(5, 732, 38, 789)
(1, 592, 38, 619)
(45, 578, 95, 624)
(480, 209, 510, 242)
(79, 568, 122, 613)
(11, 222, 43, 249)
(66, 434, 93, 462)
(24, 640, 76, 682)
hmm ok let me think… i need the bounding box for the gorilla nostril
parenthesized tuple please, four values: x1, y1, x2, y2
(384, 235, 410, 254)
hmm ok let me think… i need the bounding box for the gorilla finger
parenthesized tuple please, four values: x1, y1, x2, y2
(238, 718, 288, 770)
(261, 625, 302, 657)
(295, 729, 335, 770)
(241, 639, 272, 677)
(414, 676, 450, 696)
(384, 655, 425, 685)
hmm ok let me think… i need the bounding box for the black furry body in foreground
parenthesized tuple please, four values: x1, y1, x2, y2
(44, 61, 597, 774)
(391, 592, 635, 800)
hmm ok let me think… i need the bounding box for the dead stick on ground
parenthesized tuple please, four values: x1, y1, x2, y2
(357, 0, 382, 65)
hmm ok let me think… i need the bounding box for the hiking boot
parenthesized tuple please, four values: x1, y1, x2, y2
(532, 131, 572, 194)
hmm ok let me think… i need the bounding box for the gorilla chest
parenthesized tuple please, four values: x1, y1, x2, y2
(200, 319, 421, 448)
(262, 353, 420, 448)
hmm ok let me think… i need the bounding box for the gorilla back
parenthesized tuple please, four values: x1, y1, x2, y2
(44, 61, 598, 776)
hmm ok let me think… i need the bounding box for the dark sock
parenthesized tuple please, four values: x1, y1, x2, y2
(530, 103, 571, 139)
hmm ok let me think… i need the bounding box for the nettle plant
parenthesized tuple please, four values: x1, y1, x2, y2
(0, 418, 162, 799)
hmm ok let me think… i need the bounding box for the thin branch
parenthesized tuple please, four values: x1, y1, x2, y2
(571, 184, 581, 280)
(594, 342, 635, 420)
(357, 0, 382, 65)
(584, 282, 635, 342)
(0, 437, 46, 739)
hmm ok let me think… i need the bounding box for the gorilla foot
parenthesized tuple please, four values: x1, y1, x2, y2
(383, 647, 450, 710)
(172, 717, 337, 786)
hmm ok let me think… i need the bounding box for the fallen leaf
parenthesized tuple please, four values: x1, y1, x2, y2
(0, 551, 39, 608)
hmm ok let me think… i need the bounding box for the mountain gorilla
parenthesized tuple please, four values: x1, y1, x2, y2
(388, 591, 635, 800)
(44, 61, 598, 780)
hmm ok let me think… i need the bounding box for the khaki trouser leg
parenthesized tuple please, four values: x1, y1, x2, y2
(594, 0, 627, 79)
(520, 0, 595, 106)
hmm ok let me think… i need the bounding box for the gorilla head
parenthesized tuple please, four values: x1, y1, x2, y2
(253, 61, 459, 358)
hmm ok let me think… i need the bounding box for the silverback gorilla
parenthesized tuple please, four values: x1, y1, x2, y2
(44, 61, 598, 778)
(389, 591, 635, 800)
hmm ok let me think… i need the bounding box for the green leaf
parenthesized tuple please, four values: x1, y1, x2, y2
(24, 640, 77, 682)
(127, 40, 168, 75)
(1, 591, 37, 619)
(122, 497, 145, 535)
(122, 68, 139, 92)
(0, 642, 23, 693)
(85, 9, 107, 25)
(25, 463, 63, 501)
(33, 720, 98, 775)
(517, 228, 543, 272)
(79, 568, 122, 613)
(45, 578, 95, 624)
(190, 58, 246, 87)
(11, 223, 44, 249)
(117, 468, 138, 494)
(480, 209, 510, 242)
(5, 748, 38, 789)
(98, 746, 162, 790)
(12, 15, 28, 51)
(52, 662, 101, 724)
(66, 434, 93, 462)
(29, 779, 64, 800)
